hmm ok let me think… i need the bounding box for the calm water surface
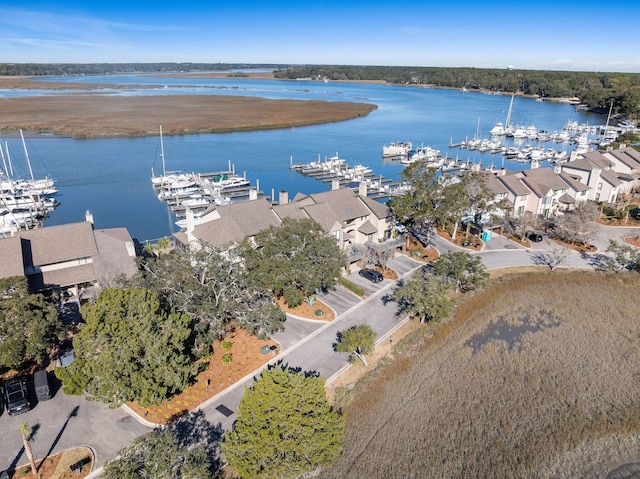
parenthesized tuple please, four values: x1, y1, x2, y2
(3, 76, 602, 242)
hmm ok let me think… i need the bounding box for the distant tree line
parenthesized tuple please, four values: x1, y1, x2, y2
(274, 65, 640, 118)
(0, 62, 287, 76)
(2, 62, 639, 118)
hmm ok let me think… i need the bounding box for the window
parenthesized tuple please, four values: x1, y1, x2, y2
(517, 205, 525, 215)
(597, 182, 603, 190)
(595, 193, 600, 200)
(580, 190, 586, 196)
(542, 196, 552, 205)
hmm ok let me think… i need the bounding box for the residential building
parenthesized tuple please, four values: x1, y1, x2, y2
(560, 151, 621, 203)
(0, 212, 137, 297)
(174, 187, 394, 267)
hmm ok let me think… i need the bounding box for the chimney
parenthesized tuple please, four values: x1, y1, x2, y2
(249, 188, 258, 201)
(331, 179, 340, 190)
(85, 210, 94, 228)
(279, 190, 288, 205)
(186, 208, 195, 234)
(358, 182, 368, 197)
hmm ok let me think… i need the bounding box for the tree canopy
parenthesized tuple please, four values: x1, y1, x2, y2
(132, 244, 285, 347)
(222, 365, 344, 479)
(55, 288, 198, 407)
(393, 271, 455, 324)
(430, 251, 489, 293)
(335, 324, 377, 366)
(0, 276, 63, 370)
(239, 218, 346, 307)
(103, 428, 212, 479)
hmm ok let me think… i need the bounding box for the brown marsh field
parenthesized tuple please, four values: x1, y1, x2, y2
(321, 271, 640, 479)
(0, 76, 376, 138)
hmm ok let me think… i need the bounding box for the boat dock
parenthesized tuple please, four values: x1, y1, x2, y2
(290, 153, 408, 200)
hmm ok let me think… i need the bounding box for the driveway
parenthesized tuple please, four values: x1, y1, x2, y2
(0, 374, 150, 472)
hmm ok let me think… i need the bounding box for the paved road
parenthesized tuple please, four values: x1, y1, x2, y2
(0, 377, 150, 471)
(2, 225, 638, 475)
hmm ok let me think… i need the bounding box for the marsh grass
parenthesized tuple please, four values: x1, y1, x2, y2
(320, 271, 640, 479)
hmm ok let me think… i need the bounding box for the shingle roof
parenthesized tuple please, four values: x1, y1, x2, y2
(558, 173, 591, 193)
(93, 228, 137, 285)
(583, 151, 615, 169)
(19, 222, 98, 267)
(358, 219, 378, 235)
(606, 148, 640, 170)
(358, 194, 391, 219)
(305, 188, 371, 221)
(514, 168, 571, 199)
(28, 263, 97, 291)
(600, 169, 623, 187)
(497, 173, 531, 197)
(0, 236, 25, 278)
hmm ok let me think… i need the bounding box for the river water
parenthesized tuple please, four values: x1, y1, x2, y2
(2, 75, 602, 242)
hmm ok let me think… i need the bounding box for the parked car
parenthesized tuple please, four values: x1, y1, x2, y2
(4, 376, 30, 416)
(359, 268, 383, 283)
(630, 207, 640, 220)
(34, 370, 51, 401)
(527, 231, 543, 242)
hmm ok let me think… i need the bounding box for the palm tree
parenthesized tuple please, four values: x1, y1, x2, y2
(20, 422, 37, 476)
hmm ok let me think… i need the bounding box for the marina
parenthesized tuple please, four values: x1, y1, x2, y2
(1, 74, 608, 241)
(290, 153, 409, 200)
(1, 130, 60, 235)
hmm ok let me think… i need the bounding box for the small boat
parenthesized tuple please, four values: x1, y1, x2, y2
(382, 142, 412, 157)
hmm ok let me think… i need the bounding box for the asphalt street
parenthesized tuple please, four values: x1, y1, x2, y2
(1, 224, 638, 475)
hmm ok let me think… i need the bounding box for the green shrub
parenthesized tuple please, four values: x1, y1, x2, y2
(221, 341, 232, 350)
(339, 276, 365, 297)
(221, 353, 232, 366)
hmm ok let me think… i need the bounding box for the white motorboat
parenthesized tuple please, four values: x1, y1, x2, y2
(382, 142, 412, 157)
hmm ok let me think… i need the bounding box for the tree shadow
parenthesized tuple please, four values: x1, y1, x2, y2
(38, 406, 79, 471)
(167, 409, 225, 474)
(7, 423, 40, 472)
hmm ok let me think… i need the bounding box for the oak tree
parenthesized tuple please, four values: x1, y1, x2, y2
(55, 288, 198, 407)
(335, 324, 377, 366)
(0, 277, 63, 370)
(239, 218, 345, 307)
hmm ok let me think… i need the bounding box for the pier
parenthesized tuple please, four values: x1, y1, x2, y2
(290, 153, 408, 200)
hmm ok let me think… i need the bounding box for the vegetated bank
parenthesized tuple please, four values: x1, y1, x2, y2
(319, 271, 640, 479)
(0, 94, 377, 139)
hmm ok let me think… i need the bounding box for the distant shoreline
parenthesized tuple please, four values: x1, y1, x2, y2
(0, 71, 583, 139)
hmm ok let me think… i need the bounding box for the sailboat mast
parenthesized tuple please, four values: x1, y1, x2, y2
(505, 93, 515, 127)
(19, 129, 35, 181)
(5, 141, 14, 176)
(159, 125, 166, 177)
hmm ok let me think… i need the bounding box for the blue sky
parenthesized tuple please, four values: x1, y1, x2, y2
(1, 1, 639, 73)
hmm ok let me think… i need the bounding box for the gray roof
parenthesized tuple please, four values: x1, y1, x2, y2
(192, 198, 281, 248)
(0, 236, 25, 278)
(93, 228, 137, 285)
(558, 173, 591, 193)
(607, 148, 640, 170)
(358, 194, 391, 219)
(582, 151, 615, 169)
(28, 263, 97, 291)
(497, 173, 531, 197)
(520, 168, 569, 197)
(600, 168, 623, 187)
(304, 188, 372, 222)
(19, 222, 98, 267)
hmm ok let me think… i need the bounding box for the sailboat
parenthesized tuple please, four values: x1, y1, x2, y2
(490, 93, 515, 136)
(150, 125, 194, 187)
(0, 130, 57, 195)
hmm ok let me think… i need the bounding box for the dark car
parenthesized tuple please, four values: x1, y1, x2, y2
(359, 268, 383, 283)
(527, 231, 543, 242)
(630, 208, 640, 220)
(4, 377, 29, 416)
